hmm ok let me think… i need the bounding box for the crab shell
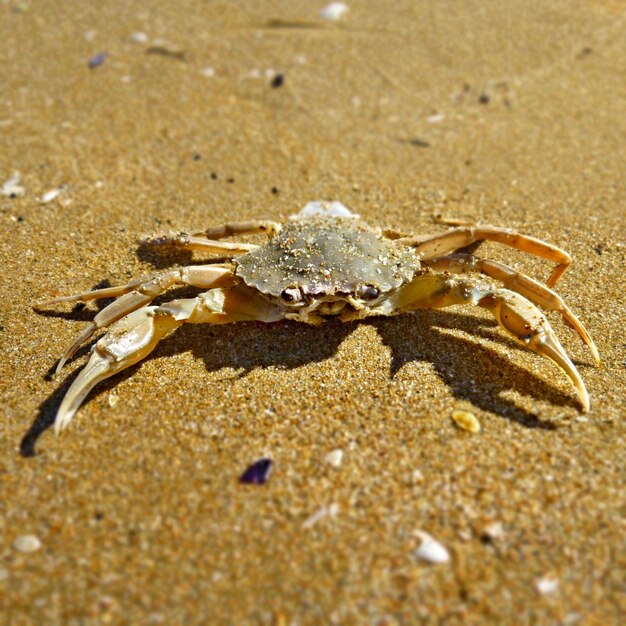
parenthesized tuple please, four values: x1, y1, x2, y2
(234, 217, 421, 304)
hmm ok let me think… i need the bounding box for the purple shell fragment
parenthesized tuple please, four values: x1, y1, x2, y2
(239, 458, 273, 485)
(88, 52, 107, 69)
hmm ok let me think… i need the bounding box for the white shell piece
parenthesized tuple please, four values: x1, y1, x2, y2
(324, 449, 344, 468)
(13, 535, 42, 553)
(302, 503, 339, 529)
(427, 113, 444, 123)
(536, 576, 559, 595)
(319, 2, 349, 21)
(41, 188, 61, 204)
(414, 531, 450, 564)
(130, 32, 148, 44)
(1, 172, 25, 197)
(291, 200, 358, 220)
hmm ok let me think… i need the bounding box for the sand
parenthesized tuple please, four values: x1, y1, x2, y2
(1, 1, 625, 624)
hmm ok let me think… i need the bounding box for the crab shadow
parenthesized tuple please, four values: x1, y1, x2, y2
(371, 312, 578, 429)
(24, 306, 578, 455)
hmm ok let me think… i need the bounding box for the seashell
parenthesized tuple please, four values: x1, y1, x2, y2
(414, 531, 450, 564)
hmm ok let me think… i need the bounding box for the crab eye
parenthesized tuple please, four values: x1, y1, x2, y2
(357, 284, 380, 300)
(281, 287, 302, 303)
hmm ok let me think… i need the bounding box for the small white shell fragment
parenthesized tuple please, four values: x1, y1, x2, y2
(13, 534, 42, 553)
(1, 172, 25, 197)
(108, 393, 119, 408)
(200, 66, 215, 78)
(427, 113, 444, 123)
(480, 521, 505, 542)
(41, 188, 62, 204)
(411, 469, 424, 483)
(319, 2, 349, 21)
(452, 410, 481, 433)
(302, 503, 339, 529)
(291, 200, 358, 220)
(324, 449, 344, 468)
(414, 530, 450, 564)
(130, 32, 148, 44)
(536, 576, 559, 595)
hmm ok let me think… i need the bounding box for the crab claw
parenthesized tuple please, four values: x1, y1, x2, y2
(479, 290, 590, 412)
(55, 307, 181, 433)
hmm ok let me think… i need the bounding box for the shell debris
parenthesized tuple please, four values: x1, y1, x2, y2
(41, 188, 63, 204)
(239, 458, 273, 485)
(108, 393, 119, 408)
(129, 32, 148, 44)
(324, 448, 344, 468)
(319, 3, 349, 21)
(414, 530, 450, 564)
(13, 534, 42, 554)
(1, 172, 25, 197)
(290, 200, 358, 220)
(302, 503, 339, 529)
(452, 410, 481, 433)
(535, 576, 559, 595)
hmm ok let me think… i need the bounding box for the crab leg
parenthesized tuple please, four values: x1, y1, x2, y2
(54, 286, 285, 433)
(384, 271, 590, 411)
(195, 220, 282, 239)
(424, 254, 599, 362)
(146, 220, 282, 254)
(402, 223, 572, 287)
(147, 233, 258, 255)
(40, 265, 236, 374)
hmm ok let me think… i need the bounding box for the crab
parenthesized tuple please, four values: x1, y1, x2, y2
(40, 203, 598, 433)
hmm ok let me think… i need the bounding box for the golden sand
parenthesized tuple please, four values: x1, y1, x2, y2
(1, 1, 625, 623)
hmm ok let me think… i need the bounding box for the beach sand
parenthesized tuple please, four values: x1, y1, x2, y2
(1, 1, 625, 623)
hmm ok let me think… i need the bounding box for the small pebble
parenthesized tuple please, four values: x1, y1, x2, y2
(146, 45, 185, 61)
(239, 458, 273, 484)
(108, 393, 119, 408)
(270, 73, 284, 88)
(324, 449, 344, 468)
(452, 410, 481, 433)
(319, 2, 349, 21)
(200, 66, 215, 78)
(414, 531, 450, 564)
(88, 52, 107, 69)
(13, 534, 42, 553)
(536, 576, 559, 595)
